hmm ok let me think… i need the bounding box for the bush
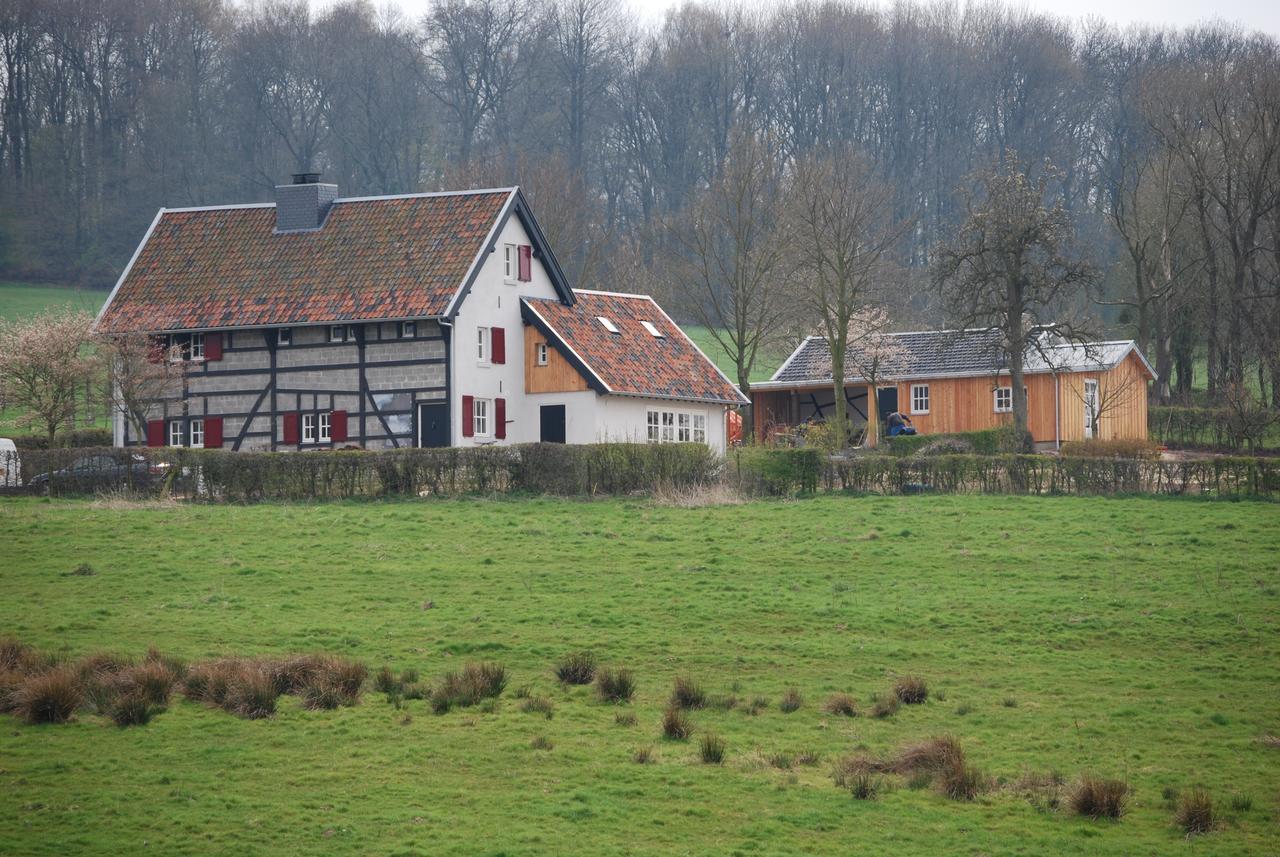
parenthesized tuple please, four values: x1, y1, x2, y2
(661, 706, 694, 740)
(596, 668, 636, 704)
(779, 687, 803, 713)
(14, 668, 82, 724)
(888, 426, 1021, 457)
(670, 676, 706, 710)
(699, 732, 726, 764)
(1060, 439, 1160, 459)
(1175, 788, 1215, 834)
(110, 691, 156, 727)
(1070, 775, 1129, 819)
(732, 447, 822, 496)
(555, 651, 597, 685)
(894, 676, 929, 705)
(822, 693, 858, 717)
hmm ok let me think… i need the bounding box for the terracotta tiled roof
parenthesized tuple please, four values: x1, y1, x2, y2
(96, 189, 514, 332)
(522, 291, 748, 405)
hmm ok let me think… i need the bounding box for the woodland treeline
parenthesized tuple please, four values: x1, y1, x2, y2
(1, 0, 1278, 405)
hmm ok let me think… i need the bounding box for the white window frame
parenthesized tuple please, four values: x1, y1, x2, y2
(189, 418, 204, 449)
(503, 244, 517, 282)
(993, 386, 1013, 413)
(168, 421, 184, 447)
(401, 321, 416, 339)
(319, 411, 332, 443)
(476, 326, 491, 364)
(677, 412, 691, 442)
(302, 413, 317, 443)
(640, 320, 664, 338)
(472, 397, 490, 437)
(278, 327, 292, 347)
(661, 411, 675, 443)
(189, 332, 205, 361)
(692, 413, 707, 444)
(329, 325, 347, 343)
(596, 316, 620, 334)
(910, 384, 930, 415)
(536, 342, 549, 366)
(646, 410, 660, 442)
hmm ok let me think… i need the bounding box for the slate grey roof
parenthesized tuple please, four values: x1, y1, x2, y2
(761, 329, 1153, 388)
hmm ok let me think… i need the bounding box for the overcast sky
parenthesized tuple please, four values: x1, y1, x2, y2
(322, 0, 1279, 35)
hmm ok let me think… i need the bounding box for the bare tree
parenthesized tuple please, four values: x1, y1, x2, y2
(0, 310, 98, 442)
(786, 145, 904, 445)
(664, 130, 788, 437)
(97, 331, 187, 443)
(933, 150, 1097, 444)
(840, 306, 909, 446)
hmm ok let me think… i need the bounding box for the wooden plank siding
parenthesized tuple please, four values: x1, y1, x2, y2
(525, 324, 590, 394)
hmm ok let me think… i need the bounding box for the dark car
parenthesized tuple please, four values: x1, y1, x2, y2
(27, 454, 170, 493)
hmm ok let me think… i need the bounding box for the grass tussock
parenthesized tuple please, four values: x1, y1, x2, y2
(779, 687, 803, 713)
(650, 481, 744, 507)
(1014, 769, 1066, 812)
(822, 693, 858, 717)
(699, 732, 726, 764)
(893, 676, 929, 704)
(109, 691, 156, 727)
(519, 696, 555, 719)
(938, 759, 987, 801)
(555, 651, 597, 685)
(431, 661, 507, 713)
(14, 668, 81, 724)
(223, 667, 279, 719)
(1175, 788, 1216, 835)
(832, 754, 881, 788)
(529, 735, 554, 751)
(892, 735, 965, 776)
(614, 711, 638, 727)
(661, 706, 694, 740)
(871, 695, 900, 718)
(848, 772, 884, 800)
(670, 676, 706, 710)
(633, 745, 656, 764)
(1070, 775, 1129, 820)
(596, 667, 636, 703)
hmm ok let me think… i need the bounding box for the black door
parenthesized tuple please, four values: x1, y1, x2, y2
(417, 402, 450, 448)
(877, 387, 899, 426)
(539, 405, 566, 444)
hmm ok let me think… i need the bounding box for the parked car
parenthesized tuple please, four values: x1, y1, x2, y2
(0, 438, 20, 488)
(27, 453, 169, 493)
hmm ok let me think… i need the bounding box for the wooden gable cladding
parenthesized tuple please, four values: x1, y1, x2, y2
(525, 325, 589, 394)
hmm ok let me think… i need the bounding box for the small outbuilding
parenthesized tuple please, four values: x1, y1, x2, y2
(750, 328, 1155, 448)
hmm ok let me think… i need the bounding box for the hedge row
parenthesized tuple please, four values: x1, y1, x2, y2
(1149, 405, 1277, 451)
(732, 449, 1280, 499)
(884, 426, 1026, 457)
(7, 428, 113, 449)
(0, 443, 722, 500)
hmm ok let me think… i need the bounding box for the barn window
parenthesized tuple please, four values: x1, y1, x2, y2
(993, 386, 1013, 413)
(692, 413, 707, 444)
(536, 342, 549, 366)
(910, 384, 930, 414)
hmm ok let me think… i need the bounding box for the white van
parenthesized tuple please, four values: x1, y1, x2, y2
(0, 438, 19, 488)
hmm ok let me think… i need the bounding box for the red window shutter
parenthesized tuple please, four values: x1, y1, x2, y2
(146, 420, 165, 447)
(492, 327, 506, 364)
(462, 395, 474, 437)
(331, 410, 348, 443)
(204, 332, 223, 361)
(495, 398, 507, 439)
(283, 412, 300, 444)
(518, 244, 532, 281)
(204, 417, 223, 449)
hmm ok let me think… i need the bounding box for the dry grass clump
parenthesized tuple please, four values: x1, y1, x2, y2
(699, 732, 726, 764)
(529, 735, 554, 751)
(661, 706, 694, 740)
(1069, 774, 1129, 819)
(871, 695, 900, 718)
(779, 688, 803, 713)
(519, 696, 555, 719)
(822, 693, 858, 717)
(848, 772, 884, 800)
(670, 676, 706, 710)
(892, 735, 965, 776)
(832, 753, 883, 788)
(938, 759, 987, 801)
(431, 661, 507, 713)
(13, 667, 81, 724)
(893, 676, 929, 705)
(614, 711, 638, 727)
(795, 750, 821, 767)
(555, 651, 597, 685)
(746, 696, 769, 716)
(596, 667, 636, 703)
(1257, 734, 1280, 749)
(633, 745, 655, 764)
(109, 692, 157, 727)
(1014, 769, 1066, 812)
(1175, 788, 1216, 835)
(223, 666, 279, 719)
(651, 481, 744, 507)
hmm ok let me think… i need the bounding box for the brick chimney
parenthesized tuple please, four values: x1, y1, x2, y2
(274, 172, 337, 232)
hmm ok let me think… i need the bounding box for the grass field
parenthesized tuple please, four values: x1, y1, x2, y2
(0, 281, 107, 321)
(1, 494, 1277, 855)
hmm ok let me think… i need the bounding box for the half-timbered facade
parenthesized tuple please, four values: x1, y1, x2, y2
(95, 175, 746, 453)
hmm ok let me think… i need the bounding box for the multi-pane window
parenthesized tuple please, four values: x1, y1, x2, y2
(661, 411, 675, 442)
(400, 321, 416, 339)
(169, 421, 184, 447)
(278, 327, 292, 347)
(504, 244, 517, 280)
(189, 333, 205, 360)
(536, 342, 549, 366)
(477, 327, 490, 363)
(993, 386, 1013, 413)
(911, 384, 930, 414)
(189, 419, 204, 448)
(647, 410, 660, 442)
(329, 325, 347, 343)
(678, 413, 691, 442)
(302, 413, 317, 443)
(319, 412, 332, 443)
(473, 398, 489, 436)
(647, 410, 710, 445)
(692, 414, 707, 444)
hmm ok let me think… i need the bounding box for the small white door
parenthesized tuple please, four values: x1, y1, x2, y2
(1083, 379, 1098, 439)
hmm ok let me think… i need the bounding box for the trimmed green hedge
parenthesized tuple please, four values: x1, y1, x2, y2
(885, 426, 1028, 457)
(7, 428, 112, 449)
(1149, 405, 1277, 451)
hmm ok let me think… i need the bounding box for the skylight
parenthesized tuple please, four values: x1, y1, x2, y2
(640, 320, 664, 338)
(596, 316, 620, 334)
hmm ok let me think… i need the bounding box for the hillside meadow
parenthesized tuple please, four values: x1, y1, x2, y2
(1, 493, 1277, 855)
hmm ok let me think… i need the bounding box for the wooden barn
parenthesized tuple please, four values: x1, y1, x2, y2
(751, 329, 1155, 448)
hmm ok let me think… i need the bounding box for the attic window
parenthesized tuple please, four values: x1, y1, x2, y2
(596, 316, 620, 335)
(640, 320, 664, 338)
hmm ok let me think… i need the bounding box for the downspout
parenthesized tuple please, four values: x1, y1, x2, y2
(1053, 371, 1060, 453)
(440, 318, 453, 447)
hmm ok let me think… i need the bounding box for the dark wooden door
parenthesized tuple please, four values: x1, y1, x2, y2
(877, 387, 899, 424)
(417, 402, 450, 448)
(539, 405, 566, 444)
